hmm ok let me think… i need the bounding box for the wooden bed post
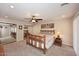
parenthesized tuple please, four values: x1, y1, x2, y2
(44, 35, 46, 54)
(26, 35, 28, 44)
(26, 33, 30, 44)
(35, 35, 37, 47)
(39, 37, 42, 49)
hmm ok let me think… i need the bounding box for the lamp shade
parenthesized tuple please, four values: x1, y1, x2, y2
(57, 32, 60, 35)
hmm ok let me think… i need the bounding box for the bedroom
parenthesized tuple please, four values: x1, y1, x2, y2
(0, 3, 79, 56)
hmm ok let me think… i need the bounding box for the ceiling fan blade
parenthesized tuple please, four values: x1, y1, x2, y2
(36, 20, 38, 22)
(36, 19, 43, 20)
(61, 3, 69, 6)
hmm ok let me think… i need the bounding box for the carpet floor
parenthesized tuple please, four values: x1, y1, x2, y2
(3, 40, 76, 56)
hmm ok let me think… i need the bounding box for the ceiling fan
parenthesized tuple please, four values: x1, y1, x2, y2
(27, 15, 43, 23)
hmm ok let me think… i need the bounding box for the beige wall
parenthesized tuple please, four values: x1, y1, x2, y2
(54, 18, 73, 46)
(29, 17, 73, 46)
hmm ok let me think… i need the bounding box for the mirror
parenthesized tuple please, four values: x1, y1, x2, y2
(0, 22, 17, 44)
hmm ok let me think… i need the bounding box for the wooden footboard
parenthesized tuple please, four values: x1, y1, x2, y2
(26, 33, 46, 54)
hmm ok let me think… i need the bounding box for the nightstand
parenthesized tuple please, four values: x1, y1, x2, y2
(54, 37, 62, 47)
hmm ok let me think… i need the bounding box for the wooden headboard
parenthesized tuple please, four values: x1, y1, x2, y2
(40, 30, 55, 35)
(40, 23, 55, 35)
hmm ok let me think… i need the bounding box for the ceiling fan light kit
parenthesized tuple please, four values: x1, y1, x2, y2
(31, 16, 36, 23)
(32, 19, 36, 23)
(31, 15, 43, 23)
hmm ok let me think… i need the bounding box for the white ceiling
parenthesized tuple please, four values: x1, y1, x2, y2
(0, 3, 79, 22)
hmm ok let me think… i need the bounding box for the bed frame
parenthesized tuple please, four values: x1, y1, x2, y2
(0, 41, 5, 56)
(26, 33, 47, 54)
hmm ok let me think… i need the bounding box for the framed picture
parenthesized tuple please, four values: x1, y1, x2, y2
(49, 23, 54, 28)
(19, 25, 22, 30)
(41, 24, 45, 28)
(41, 23, 54, 29)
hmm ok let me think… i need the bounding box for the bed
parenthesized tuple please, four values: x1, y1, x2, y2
(26, 33, 55, 54)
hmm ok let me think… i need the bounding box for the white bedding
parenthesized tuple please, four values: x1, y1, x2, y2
(29, 34, 54, 49)
(45, 35, 54, 49)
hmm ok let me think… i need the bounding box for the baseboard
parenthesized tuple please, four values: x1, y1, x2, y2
(63, 43, 73, 47)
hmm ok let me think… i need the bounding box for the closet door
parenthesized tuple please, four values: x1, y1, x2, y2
(73, 15, 79, 56)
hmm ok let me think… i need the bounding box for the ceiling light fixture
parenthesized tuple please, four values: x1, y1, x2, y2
(32, 19, 36, 23)
(32, 16, 36, 23)
(10, 5, 14, 8)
